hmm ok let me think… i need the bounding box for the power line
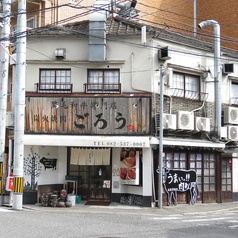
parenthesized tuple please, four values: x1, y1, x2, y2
(3, 1, 238, 46)
(2, 2, 238, 57)
(22, 21, 238, 66)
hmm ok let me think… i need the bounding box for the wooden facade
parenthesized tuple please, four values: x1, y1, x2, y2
(25, 96, 151, 135)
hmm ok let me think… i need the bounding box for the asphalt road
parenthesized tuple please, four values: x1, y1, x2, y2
(0, 207, 238, 238)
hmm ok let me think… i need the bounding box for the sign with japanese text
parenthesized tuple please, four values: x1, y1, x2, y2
(157, 168, 199, 206)
(25, 96, 150, 135)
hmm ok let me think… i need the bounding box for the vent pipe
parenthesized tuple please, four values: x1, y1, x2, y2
(89, 0, 111, 61)
(198, 20, 221, 136)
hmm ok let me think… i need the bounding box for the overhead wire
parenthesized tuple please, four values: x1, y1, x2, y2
(1, 0, 238, 67)
(3, 0, 238, 46)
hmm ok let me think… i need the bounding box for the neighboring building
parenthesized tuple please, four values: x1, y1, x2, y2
(7, 0, 238, 51)
(10, 0, 95, 28)
(2, 0, 238, 207)
(137, 0, 238, 51)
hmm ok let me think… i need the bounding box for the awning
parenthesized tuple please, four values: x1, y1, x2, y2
(150, 137, 225, 149)
(23, 135, 151, 148)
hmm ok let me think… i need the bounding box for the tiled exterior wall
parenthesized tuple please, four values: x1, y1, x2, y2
(152, 96, 216, 134)
(44, 0, 95, 25)
(138, 0, 238, 50)
(10, 0, 238, 50)
(10, 0, 95, 28)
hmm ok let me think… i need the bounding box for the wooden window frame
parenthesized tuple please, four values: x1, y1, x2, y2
(221, 159, 232, 191)
(163, 152, 187, 169)
(172, 72, 201, 100)
(203, 153, 216, 192)
(37, 69, 72, 93)
(85, 69, 121, 93)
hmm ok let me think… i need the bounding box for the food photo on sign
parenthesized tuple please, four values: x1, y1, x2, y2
(120, 149, 140, 185)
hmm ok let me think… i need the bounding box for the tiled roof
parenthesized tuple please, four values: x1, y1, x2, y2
(18, 14, 238, 56)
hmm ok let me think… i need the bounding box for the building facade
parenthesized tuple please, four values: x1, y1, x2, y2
(137, 0, 238, 51)
(2, 0, 238, 207)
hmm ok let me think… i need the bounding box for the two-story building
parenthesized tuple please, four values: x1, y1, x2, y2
(5, 0, 238, 207)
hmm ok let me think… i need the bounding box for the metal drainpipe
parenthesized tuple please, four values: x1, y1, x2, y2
(198, 20, 221, 137)
(194, 0, 197, 36)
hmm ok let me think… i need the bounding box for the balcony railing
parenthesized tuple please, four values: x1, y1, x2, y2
(170, 88, 208, 101)
(84, 83, 121, 94)
(35, 83, 73, 93)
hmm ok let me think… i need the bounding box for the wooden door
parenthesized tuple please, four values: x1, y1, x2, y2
(89, 165, 111, 201)
(221, 158, 233, 202)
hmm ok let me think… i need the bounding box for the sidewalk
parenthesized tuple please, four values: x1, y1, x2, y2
(23, 201, 238, 216)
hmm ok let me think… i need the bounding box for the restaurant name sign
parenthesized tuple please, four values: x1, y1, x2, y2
(25, 96, 150, 135)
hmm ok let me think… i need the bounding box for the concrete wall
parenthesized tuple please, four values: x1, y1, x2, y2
(24, 35, 153, 94)
(24, 145, 67, 187)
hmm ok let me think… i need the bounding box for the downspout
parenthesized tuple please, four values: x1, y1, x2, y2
(198, 20, 221, 137)
(194, 0, 197, 36)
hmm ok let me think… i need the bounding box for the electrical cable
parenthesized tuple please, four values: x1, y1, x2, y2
(3, 1, 238, 47)
(1, 1, 238, 65)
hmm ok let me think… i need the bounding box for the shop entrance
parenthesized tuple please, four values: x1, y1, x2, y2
(88, 165, 111, 201)
(68, 148, 112, 202)
(158, 151, 225, 205)
(68, 165, 111, 201)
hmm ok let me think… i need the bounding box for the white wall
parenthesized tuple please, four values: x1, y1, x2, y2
(25, 35, 153, 94)
(24, 145, 67, 187)
(111, 147, 152, 197)
(233, 158, 238, 193)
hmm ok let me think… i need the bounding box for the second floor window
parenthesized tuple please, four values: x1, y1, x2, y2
(86, 69, 120, 93)
(231, 82, 238, 105)
(172, 72, 200, 100)
(38, 69, 72, 93)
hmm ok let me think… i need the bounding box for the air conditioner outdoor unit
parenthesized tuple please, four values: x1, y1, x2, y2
(219, 127, 228, 138)
(195, 117, 210, 132)
(6, 111, 14, 127)
(224, 106, 238, 125)
(177, 111, 194, 130)
(225, 125, 238, 140)
(163, 114, 176, 130)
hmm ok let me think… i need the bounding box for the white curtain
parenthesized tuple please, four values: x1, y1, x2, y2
(78, 148, 86, 165)
(102, 148, 111, 165)
(71, 148, 86, 165)
(94, 149, 103, 165)
(70, 148, 79, 165)
(85, 148, 95, 165)
(71, 148, 110, 165)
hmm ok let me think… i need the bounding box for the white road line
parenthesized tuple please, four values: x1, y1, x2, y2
(0, 208, 14, 213)
(152, 217, 180, 220)
(229, 225, 238, 229)
(183, 217, 227, 222)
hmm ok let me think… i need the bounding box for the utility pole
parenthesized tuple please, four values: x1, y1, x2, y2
(0, 0, 11, 206)
(12, 0, 26, 210)
(159, 64, 164, 209)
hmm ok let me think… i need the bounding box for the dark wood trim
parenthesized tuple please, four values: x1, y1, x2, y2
(216, 153, 222, 203)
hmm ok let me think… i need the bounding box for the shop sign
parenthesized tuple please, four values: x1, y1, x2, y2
(92, 139, 149, 148)
(157, 168, 199, 206)
(25, 96, 150, 135)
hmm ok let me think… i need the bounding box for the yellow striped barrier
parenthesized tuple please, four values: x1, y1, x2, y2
(13, 177, 24, 194)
